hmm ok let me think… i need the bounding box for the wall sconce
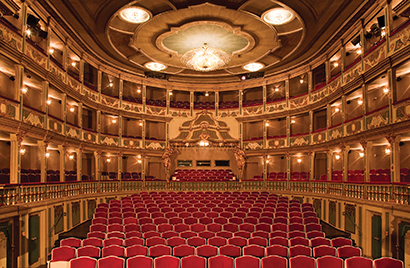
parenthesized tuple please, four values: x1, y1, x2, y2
(21, 87, 28, 94)
(265, 122, 269, 127)
(25, 29, 31, 36)
(335, 155, 340, 160)
(69, 107, 75, 112)
(291, 119, 296, 124)
(112, 119, 117, 124)
(385, 148, 391, 154)
(109, 82, 113, 87)
(69, 155, 74, 160)
(20, 148, 26, 155)
(205, 92, 209, 97)
(333, 62, 339, 67)
(46, 99, 51, 105)
(71, 61, 77, 67)
(275, 87, 279, 92)
(358, 99, 363, 105)
(45, 152, 50, 158)
(139, 121, 143, 126)
(106, 158, 111, 163)
(383, 87, 389, 94)
(137, 159, 142, 164)
(137, 89, 141, 93)
(299, 78, 304, 84)
(49, 48, 54, 54)
(169, 91, 173, 96)
(356, 49, 362, 54)
(297, 158, 302, 163)
(359, 152, 364, 157)
(335, 107, 340, 113)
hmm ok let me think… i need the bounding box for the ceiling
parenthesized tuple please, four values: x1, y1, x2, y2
(41, 0, 370, 84)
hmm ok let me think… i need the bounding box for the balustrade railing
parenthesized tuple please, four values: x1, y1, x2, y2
(1, 180, 410, 207)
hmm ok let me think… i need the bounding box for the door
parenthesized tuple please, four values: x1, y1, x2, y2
(0, 221, 11, 268)
(29, 215, 40, 266)
(372, 214, 382, 259)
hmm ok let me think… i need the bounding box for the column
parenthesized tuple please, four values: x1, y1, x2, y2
(61, 93, 67, 135)
(77, 103, 83, 139)
(10, 133, 25, 184)
(263, 154, 267, 189)
(387, 134, 400, 183)
(79, 57, 85, 83)
(37, 141, 47, 183)
(142, 84, 147, 113)
(263, 85, 267, 112)
(326, 103, 331, 128)
(141, 154, 146, 183)
(327, 150, 332, 181)
(387, 68, 394, 123)
(76, 147, 83, 181)
(286, 116, 290, 147)
(190, 91, 194, 117)
(96, 110, 101, 142)
(341, 145, 349, 182)
(308, 70, 313, 102)
(118, 79, 123, 108)
(97, 70, 102, 103)
(118, 115, 123, 147)
(325, 56, 330, 83)
(263, 119, 267, 149)
(239, 122, 243, 149)
(309, 151, 315, 181)
(215, 91, 219, 116)
(94, 150, 101, 181)
(166, 122, 170, 147)
(166, 89, 171, 115)
(15, 64, 24, 121)
(21, 2, 28, 54)
(285, 78, 290, 109)
(118, 152, 123, 182)
(239, 89, 243, 115)
(43, 81, 49, 129)
(57, 145, 65, 182)
(286, 152, 291, 189)
(341, 95, 346, 124)
(362, 141, 372, 182)
(309, 110, 313, 136)
(142, 119, 146, 149)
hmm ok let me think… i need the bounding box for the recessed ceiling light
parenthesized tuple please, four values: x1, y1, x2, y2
(243, 62, 264, 72)
(262, 8, 294, 25)
(120, 7, 151, 24)
(145, 62, 167, 71)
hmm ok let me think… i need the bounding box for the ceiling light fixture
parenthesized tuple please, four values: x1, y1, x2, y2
(119, 7, 151, 24)
(262, 8, 294, 25)
(243, 62, 264, 72)
(181, 44, 230, 72)
(145, 62, 167, 71)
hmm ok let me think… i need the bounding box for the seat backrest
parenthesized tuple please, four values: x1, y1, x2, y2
(52, 246, 76, 262)
(337, 246, 361, 259)
(345, 256, 373, 268)
(235, 256, 260, 268)
(317, 256, 343, 268)
(97, 256, 124, 268)
(208, 255, 234, 268)
(69, 256, 97, 268)
(373, 257, 403, 268)
(181, 256, 206, 268)
(261, 255, 287, 268)
(289, 256, 315, 268)
(313, 245, 337, 258)
(154, 256, 180, 268)
(126, 255, 153, 268)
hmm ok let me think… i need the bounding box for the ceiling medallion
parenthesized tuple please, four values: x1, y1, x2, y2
(262, 8, 294, 25)
(181, 44, 231, 72)
(243, 62, 264, 72)
(145, 62, 167, 71)
(119, 7, 151, 24)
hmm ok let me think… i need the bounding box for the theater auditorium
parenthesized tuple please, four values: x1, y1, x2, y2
(0, 0, 409, 267)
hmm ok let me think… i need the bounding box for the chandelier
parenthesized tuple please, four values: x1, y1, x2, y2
(181, 44, 231, 72)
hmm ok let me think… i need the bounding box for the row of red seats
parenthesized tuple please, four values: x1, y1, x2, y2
(58, 255, 405, 268)
(60, 236, 351, 250)
(53, 243, 362, 260)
